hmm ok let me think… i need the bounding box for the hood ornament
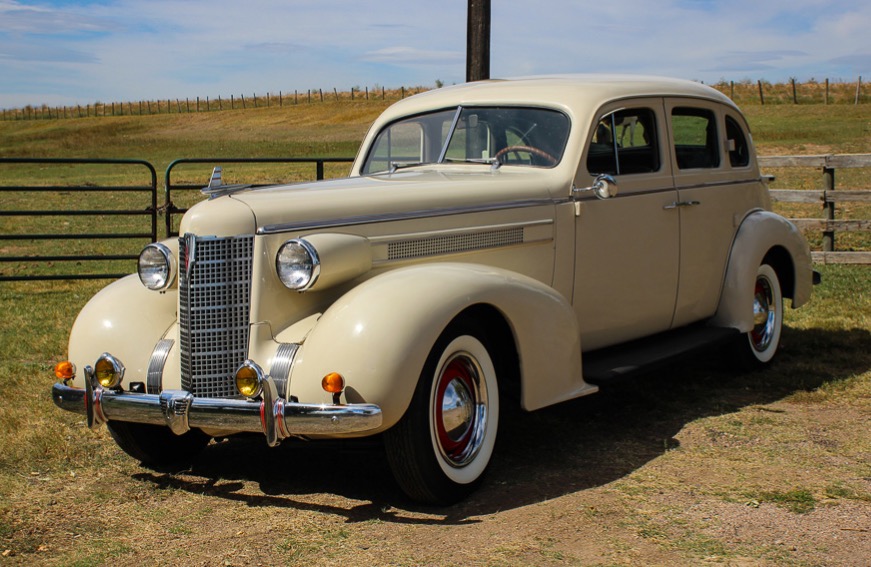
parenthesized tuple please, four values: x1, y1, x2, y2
(201, 166, 252, 199)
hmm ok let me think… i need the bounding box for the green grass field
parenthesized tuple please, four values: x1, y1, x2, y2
(1, 95, 870, 566)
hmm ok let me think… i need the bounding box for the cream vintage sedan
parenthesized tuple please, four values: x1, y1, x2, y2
(52, 75, 814, 504)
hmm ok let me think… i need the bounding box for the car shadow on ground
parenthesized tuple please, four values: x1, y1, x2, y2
(132, 326, 871, 524)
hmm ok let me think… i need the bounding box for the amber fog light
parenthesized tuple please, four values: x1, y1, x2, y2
(94, 353, 124, 389)
(235, 361, 264, 398)
(54, 360, 76, 381)
(322, 372, 345, 394)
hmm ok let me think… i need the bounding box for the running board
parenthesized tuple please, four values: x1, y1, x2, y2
(582, 325, 739, 383)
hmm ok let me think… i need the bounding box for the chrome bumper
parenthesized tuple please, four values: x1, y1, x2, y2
(51, 376, 383, 447)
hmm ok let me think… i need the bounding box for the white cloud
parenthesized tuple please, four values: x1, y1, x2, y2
(1, 0, 870, 108)
(364, 46, 464, 65)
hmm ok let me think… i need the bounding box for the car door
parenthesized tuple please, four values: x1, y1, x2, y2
(665, 99, 763, 327)
(572, 100, 679, 351)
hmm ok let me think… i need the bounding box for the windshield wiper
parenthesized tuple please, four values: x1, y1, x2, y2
(442, 157, 502, 170)
(388, 161, 426, 173)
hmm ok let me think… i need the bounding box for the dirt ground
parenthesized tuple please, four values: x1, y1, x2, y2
(4, 337, 870, 566)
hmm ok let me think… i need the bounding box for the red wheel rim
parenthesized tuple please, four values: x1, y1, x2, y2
(432, 354, 486, 467)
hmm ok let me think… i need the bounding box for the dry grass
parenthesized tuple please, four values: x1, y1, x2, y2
(1, 95, 870, 566)
(3, 268, 868, 565)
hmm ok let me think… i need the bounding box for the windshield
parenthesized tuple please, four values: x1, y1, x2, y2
(361, 106, 570, 174)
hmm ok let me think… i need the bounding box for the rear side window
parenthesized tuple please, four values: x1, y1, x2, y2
(672, 107, 719, 169)
(726, 115, 750, 167)
(586, 108, 659, 176)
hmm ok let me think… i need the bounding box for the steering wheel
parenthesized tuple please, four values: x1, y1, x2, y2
(494, 145, 557, 165)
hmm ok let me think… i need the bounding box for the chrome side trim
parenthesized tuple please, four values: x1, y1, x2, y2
(569, 185, 673, 202)
(52, 382, 383, 437)
(269, 343, 299, 399)
(257, 198, 558, 235)
(673, 177, 762, 192)
(146, 339, 174, 394)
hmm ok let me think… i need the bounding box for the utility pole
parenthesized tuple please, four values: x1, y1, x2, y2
(466, 0, 491, 82)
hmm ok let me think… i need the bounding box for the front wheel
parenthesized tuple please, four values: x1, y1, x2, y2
(732, 263, 783, 368)
(385, 322, 499, 505)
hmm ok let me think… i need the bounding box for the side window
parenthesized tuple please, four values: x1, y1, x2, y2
(587, 108, 659, 176)
(672, 107, 719, 169)
(725, 115, 750, 167)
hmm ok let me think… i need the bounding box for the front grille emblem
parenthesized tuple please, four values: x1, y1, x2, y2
(183, 233, 196, 279)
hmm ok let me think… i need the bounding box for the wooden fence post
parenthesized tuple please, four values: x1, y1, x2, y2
(792, 78, 797, 103)
(757, 80, 765, 105)
(823, 166, 836, 252)
(856, 76, 862, 105)
(825, 78, 829, 105)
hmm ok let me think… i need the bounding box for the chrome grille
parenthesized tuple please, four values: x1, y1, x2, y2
(179, 234, 254, 398)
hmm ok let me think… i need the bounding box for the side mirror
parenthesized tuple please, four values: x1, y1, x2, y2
(573, 174, 618, 200)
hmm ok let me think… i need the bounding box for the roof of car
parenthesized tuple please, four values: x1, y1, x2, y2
(374, 74, 738, 123)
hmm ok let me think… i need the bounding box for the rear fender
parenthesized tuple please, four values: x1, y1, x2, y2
(289, 263, 593, 432)
(712, 211, 813, 332)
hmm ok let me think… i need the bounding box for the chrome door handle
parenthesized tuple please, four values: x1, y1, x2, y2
(663, 200, 700, 210)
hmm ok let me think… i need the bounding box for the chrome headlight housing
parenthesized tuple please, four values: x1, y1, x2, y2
(138, 242, 176, 291)
(276, 239, 320, 291)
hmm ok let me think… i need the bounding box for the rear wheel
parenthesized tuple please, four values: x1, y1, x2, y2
(107, 421, 211, 467)
(385, 321, 499, 504)
(733, 263, 783, 368)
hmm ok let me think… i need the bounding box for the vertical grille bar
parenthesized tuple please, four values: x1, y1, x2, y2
(179, 234, 254, 398)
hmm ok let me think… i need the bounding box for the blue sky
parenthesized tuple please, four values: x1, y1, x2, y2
(1, 0, 870, 109)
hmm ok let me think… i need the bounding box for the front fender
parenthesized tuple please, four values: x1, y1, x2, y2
(712, 211, 813, 332)
(67, 275, 177, 389)
(288, 263, 593, 432)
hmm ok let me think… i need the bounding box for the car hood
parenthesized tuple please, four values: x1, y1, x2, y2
(224, 167, 567, 234)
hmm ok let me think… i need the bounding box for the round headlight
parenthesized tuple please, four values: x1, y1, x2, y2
(276, 239, 320, 290)
(138, 243, 175, 291)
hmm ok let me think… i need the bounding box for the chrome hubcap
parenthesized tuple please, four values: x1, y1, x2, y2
(751, 277, 776, 352)
(441, 378, 473, 442)
(433, 353, 487, 467)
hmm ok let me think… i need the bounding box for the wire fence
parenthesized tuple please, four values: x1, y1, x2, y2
(1, 86, 428, 121)
(3, 77, 868, 121)
(711, 77, 867, 106)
